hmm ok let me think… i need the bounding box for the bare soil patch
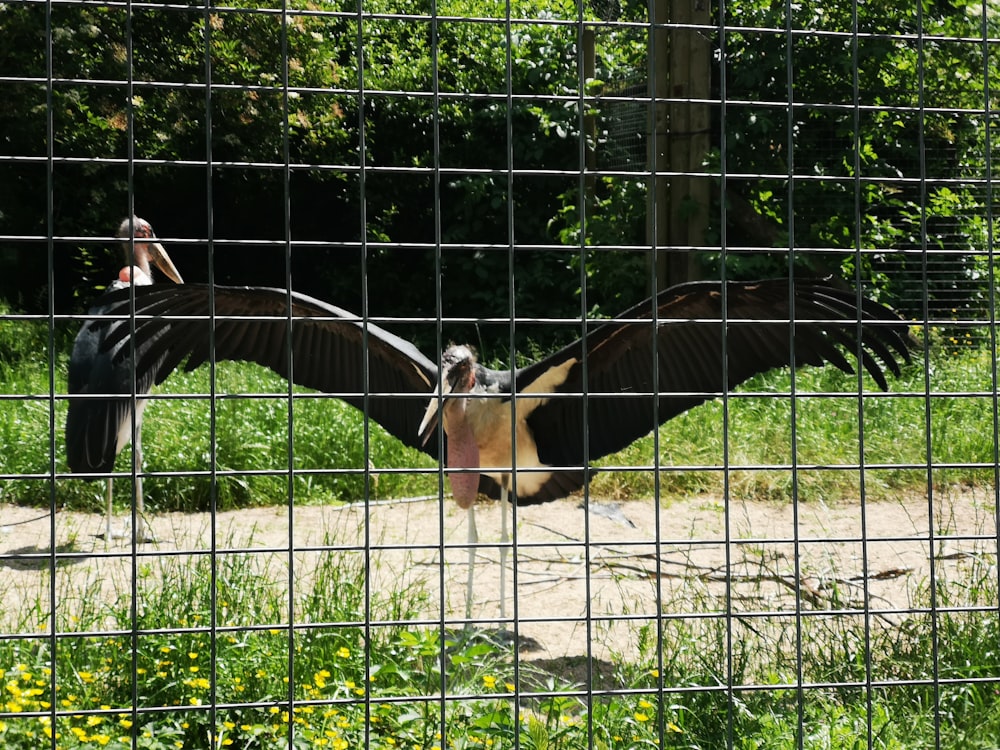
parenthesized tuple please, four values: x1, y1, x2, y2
(1, 484, 996, 667)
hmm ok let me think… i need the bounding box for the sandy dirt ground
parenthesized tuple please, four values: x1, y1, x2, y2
(1, 484, 997, 670)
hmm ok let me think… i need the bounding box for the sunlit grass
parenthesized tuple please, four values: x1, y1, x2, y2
(0, 316, 995, 513)
(1, 313, 999, 747)
(591, 342, 998, 504)
(0, 524, 997, 748)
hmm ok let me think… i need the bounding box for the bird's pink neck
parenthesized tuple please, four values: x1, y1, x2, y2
(444, 399, 480, 509)
(118, 264, 153, 285)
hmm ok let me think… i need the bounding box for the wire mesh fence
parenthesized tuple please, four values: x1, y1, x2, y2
(1, 0, 999, 748)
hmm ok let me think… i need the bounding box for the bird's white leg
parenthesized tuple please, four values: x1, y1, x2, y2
(132, 432, 154, 543)
(499, 486, 509, 620)
(105, 477, 115, 541)
(465, 503, 478, 622)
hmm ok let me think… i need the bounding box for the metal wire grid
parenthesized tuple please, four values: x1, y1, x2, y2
(0, 0, 998, 748)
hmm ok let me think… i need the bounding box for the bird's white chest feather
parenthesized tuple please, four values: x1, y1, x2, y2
(444, 357, 577, 497)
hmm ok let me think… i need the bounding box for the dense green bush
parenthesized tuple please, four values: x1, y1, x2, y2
(1, 0, 998, 335)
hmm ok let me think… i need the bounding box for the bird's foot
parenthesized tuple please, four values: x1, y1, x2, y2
(99, 519, 155, 544)
(98, 524, 128, 542)
(131, 519, 156, 544)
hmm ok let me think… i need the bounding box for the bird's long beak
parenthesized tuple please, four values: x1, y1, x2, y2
(148, 242, 184, 284)
(418, 379, 452, 446)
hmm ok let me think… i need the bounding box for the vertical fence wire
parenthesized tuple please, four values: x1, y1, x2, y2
(985, 0, 1000, 691)
(849, 1, 876, 743)
(42, 2, 58, 749)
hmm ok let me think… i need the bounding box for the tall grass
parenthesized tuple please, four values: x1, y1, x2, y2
(1, 525, 998, 748)
(0, 314, 437, 512)
(592, 342, 998, 504)
(1, 313, 999, 747)
(0, 314, 994, 513)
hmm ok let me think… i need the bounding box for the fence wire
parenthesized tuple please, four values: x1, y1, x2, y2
(1, 1, 999, 749)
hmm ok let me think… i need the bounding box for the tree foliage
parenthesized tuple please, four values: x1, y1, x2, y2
(709, 0, 998, 321)
(1, 0, 997, 346)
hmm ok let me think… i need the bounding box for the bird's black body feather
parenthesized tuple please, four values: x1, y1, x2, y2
(65, 290, 160, 474)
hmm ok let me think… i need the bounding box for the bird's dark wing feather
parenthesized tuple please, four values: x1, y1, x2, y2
(65, 298, 161, 473)
(517, 279, 913, 471)
(94, 284, 441, 457)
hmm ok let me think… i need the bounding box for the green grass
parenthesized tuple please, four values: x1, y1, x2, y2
(591, 340, 999, 504)
(0, 316, 438, 512)
(0, 317, 995, 514)
(2, 315, 999, 748)
(0, 524, 997, 749)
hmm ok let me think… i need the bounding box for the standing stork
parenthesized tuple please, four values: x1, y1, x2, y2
(65, 217, 183, 542)
(85, 279, 911, 614)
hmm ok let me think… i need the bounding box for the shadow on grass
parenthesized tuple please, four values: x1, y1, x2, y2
(0, 543, 86, 571)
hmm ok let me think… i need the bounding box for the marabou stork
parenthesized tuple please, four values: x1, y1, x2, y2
(65, 217, 184, 542)
(83, 279, 911, 615)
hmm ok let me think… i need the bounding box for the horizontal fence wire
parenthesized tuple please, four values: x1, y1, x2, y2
(0, 0, 999, 748)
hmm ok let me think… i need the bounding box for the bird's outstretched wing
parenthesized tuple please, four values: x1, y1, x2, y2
(516, 279, 914, 472)
(94, 284, 441, 457)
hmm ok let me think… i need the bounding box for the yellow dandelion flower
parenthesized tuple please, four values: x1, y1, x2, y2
(337, 647, 350, 659)
(482, 675, 497, 690)
(634, 712, 649, 722)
